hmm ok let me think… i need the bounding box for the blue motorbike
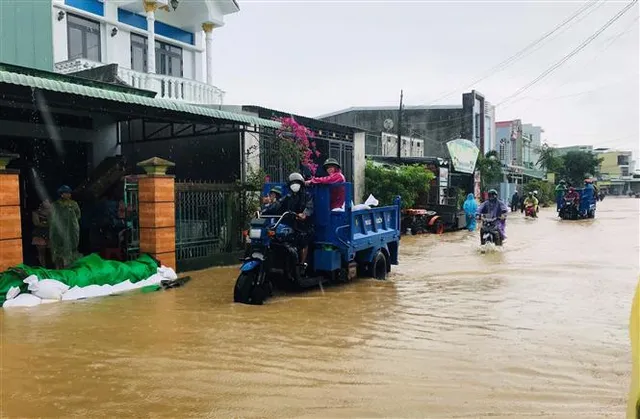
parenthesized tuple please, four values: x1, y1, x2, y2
(234, 211, 311, 305)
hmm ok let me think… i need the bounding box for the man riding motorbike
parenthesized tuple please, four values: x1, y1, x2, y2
(476, 189, 508, 241)
(262, 172, 314, 269)
(564, 186, 580, 205)
(523, 192, 539, 217)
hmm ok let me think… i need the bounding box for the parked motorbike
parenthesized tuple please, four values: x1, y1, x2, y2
(479, 215, 503, 246)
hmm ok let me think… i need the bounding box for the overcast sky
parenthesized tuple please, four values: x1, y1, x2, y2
(211, 0, 639, 158)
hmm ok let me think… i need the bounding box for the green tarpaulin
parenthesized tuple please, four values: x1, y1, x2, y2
(0, 253, 158, 305)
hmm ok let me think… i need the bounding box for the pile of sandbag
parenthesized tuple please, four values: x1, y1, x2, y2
(3, 265, 178, 309)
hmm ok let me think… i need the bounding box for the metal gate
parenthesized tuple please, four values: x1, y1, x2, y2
(123, 177, 140, 260)
(175, 182, 258, 272)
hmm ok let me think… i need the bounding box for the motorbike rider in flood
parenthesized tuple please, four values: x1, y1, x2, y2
(523, 192, 539, 217)
(262, 172, 314, 270)
(476, 189, 508, 241)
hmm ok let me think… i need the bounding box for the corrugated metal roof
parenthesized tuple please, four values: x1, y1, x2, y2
(0, 69, 282, 128)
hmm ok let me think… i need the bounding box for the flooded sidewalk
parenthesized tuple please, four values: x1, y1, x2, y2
(1, 199, 638, 418)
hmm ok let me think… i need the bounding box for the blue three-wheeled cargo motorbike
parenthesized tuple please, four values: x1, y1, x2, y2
(233, 183, 401, 305)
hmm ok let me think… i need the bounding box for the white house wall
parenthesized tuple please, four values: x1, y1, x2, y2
(52, 0, 210, 83)
(353, 132, 366, 204)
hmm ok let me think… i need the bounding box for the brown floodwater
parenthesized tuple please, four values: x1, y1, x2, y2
(1, 198, 638, 418)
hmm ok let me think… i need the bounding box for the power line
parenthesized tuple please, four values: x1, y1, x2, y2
(423, 0, 602, 106)
(496, 0, 638, 107)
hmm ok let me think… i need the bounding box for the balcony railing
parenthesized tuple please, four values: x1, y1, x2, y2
(54, 58, 225, 106)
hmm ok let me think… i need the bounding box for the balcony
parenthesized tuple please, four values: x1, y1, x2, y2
(54, 58, 225, 106)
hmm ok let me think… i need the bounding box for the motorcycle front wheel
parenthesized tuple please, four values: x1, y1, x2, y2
(233, 270, 270, 305)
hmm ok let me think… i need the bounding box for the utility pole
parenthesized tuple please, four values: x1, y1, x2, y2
(397, 89, 403, 160)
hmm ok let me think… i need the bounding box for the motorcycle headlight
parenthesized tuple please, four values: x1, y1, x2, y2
(249, 228, 262, 239)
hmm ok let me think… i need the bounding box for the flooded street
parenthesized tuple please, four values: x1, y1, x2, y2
(1, 198, 638, 418)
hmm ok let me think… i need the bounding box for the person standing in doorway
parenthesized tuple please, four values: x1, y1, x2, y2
(31, 199, 52, 267)
(49, 185, 81, 269)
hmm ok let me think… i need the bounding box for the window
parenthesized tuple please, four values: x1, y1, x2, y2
(67, 14, 101, 61)
(622, 167, 630, 176)
(618, 155, 630, 166)
(499, 139, 506, 161)
(155, 40, 183, 77)
(131, 33, 147, 72)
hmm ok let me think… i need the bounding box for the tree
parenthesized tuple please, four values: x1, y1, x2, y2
(475, 150, 503, 190)
(536, 145, 563, 173)
(557, 151, 603, 186)
(364, 161, 435, 209)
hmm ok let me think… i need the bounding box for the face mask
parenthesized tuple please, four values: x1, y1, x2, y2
(290, 183, 301, 193)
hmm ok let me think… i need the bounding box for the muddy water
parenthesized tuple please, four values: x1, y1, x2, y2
(1, 199, 638, 418)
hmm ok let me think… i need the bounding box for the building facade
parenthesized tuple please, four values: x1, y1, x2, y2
(318, 90, 489, 159)
(484, 101, 496, 155)
(0, 0, 54, 71)
(594, 148, 635, 195)
(521, 123, 543, 170)
(365, 132, 424, 157)
(51, 0, 238, 105)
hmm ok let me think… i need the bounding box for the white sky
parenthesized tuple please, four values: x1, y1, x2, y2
(211, 0, 639, 160)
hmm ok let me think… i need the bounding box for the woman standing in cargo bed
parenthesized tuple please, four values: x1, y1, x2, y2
(49, 185, 81, 269)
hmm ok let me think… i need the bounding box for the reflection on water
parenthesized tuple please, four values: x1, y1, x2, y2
(1, 199, 638, 417)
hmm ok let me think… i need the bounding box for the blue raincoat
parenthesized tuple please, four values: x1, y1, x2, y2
(462, 193, 478, 231)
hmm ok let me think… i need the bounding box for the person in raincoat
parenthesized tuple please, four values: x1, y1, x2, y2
(627, 278, 640, 418)
(462, 193, 478, 231)
(49, 185, 81, 269)
(475, 189, 508, 240)
(555, 180, 567, 211)
(261, 185, 283, 211)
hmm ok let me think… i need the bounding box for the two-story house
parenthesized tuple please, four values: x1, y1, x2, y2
(52, 0, 238, 105)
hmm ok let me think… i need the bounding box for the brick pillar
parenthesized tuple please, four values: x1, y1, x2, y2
(137, 157, 176, 270)
(0, 152, 22, 272)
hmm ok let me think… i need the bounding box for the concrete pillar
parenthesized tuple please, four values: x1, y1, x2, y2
(352, 132, 366, 204)
(202, 22, 215, 85)
(137, 157, 176, 269)
(0, 152, 22, 272)
(143, 1, 157, 74)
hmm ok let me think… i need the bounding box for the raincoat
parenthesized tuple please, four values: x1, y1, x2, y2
(476, 198, 508, 239)
(462, 193, 478, 231)
(628, 278, 640, 418)
(49, 198, 81, 268)
(308, 170, 346, 210)
(555, 184, 567, 211)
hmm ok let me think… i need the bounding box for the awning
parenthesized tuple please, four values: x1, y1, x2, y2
(0, 65, 281, 129)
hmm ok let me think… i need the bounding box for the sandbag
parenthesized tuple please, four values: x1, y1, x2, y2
(0, 253, 159, 305)
(3, 293, 41, 308)
(5, 286, 20, 301)
(24, 276, 69, 300)
(158, 266, 178, 281)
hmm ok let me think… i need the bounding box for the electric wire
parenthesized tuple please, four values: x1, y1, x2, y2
(496, 0, 639, 107)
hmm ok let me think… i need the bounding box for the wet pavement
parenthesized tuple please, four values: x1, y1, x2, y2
(1, 198, 638, 418)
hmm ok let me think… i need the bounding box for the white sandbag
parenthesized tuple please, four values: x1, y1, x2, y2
(352, 204, 372, 211)
(40, 299, 59, 305)
(144, 273, 165, 286)
(158, 266, 177, 280)
(3, 293, 41, 308)
(61, 286, 86, 301)
(111, 280, 136, 294)
(23, 276, 69, 300)
(5, 286, 20, 301)
(364, 194, 379, 207)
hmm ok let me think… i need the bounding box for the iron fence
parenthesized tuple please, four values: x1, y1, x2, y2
(123, 177, 140, 260)
(175, 181, 259, 272)
(258, 128, 355, 182)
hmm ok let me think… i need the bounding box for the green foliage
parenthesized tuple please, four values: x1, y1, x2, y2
(455, 187, 467, 209)
(476, 150, 503, 189)
(537, 147, 602, 187)
(523, 179, 554, 207)
(537, 145, 563, 173)
(558, 151, 603, 186)
(364, 161, 435, 209)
